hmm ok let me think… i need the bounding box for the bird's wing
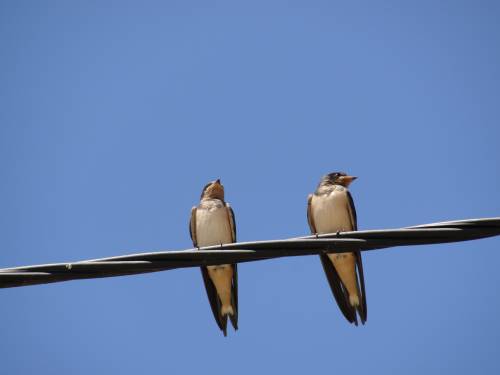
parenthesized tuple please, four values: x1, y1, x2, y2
(226, 203, 237, 242)
(355, 251, 367, 323)
(189, 206, 197, 247)
(225, 203, 238, 331)
(229, 263, 238, 331)
(307, 194, 317, 233)
(346, 191, 358, 231)
(346, 191, 367, 324)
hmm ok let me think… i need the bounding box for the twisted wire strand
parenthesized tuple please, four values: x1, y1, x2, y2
(1, 217, 499, 289)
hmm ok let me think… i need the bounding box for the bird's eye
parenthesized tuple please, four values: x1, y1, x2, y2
(328, 173, 339, 180)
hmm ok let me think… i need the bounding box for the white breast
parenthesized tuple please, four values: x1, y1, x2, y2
(196, 205, 232, 247)
(311, 187, 353, 234)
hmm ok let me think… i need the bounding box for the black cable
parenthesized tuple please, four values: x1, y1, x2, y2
(1, 217, 499, 289)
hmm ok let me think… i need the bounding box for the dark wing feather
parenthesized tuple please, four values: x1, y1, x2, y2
(226, 204, 237, 242)
(229, 263, 238, 330)
(189, 207, 197, 247)
(346, 191, 357, 231)
(347, 191, 367, 324)
(307, 194, 317, 233)
(225, 203, 238, 330)
(355, 252, 367, 324)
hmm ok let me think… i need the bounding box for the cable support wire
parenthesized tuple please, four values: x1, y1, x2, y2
(1, 217, 499, 289)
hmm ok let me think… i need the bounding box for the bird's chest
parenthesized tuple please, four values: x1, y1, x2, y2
(196, 205, 232, 246)
(311, 190, 352, 233)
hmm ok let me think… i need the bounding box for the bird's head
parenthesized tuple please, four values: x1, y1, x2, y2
(200, 178, 225, 200)
(321, 172, 357, 187)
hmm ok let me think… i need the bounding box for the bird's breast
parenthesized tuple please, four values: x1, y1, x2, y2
(196, 205, 232, 247)
(311, 189, 353, 234)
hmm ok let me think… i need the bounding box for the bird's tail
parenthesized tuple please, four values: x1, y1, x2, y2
(221, 305, 234, 316)
(349, 294, 360, 307)
(221, 314, 228, 337)
(222, 303, 238, 332)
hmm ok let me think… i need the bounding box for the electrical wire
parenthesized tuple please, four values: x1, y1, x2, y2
(1, 217, 499, 289)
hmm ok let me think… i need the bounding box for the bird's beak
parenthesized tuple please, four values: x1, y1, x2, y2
(215, 178, 221, 185)
(343, 176, 357, 184)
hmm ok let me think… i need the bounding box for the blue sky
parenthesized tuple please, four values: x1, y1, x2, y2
(1, 1, 499, 374)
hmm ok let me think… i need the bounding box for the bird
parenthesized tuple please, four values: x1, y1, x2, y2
(307, 172, 367, 325)
(189, 179, 238, 336)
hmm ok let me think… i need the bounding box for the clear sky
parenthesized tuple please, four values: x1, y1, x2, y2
(1, 1, 499, 374)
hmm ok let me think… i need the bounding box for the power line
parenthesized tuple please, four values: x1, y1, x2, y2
(1, 217, 499, 289)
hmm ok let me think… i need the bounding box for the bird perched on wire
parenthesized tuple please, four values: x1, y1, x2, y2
(189, 179, 238, 336)
(307, 172, 367, 325)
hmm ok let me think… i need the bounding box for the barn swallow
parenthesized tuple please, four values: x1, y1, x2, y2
(189, 179, 238, 336)
(307, 172, 367, 325)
